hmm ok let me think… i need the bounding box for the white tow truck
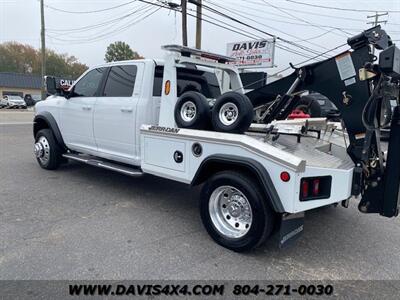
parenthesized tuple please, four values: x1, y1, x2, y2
(34, 27, 400, 251)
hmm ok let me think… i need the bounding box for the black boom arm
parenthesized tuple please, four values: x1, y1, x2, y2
(246, 26, 400, 217)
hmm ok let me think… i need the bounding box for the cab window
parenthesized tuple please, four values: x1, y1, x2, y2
(103, 65, 137, 97)
(73, 68, 106, 97)
(153, 66, 221, 98)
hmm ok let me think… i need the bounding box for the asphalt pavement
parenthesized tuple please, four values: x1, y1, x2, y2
(1, 111, 400, 280)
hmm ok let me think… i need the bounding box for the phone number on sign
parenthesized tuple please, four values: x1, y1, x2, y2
(232, 284, 334, 296)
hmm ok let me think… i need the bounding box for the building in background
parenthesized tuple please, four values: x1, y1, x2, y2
(0, 72, 41, 98)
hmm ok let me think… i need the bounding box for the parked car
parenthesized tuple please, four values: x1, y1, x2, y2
(24, 94, 35, 106)
(24, 94, 43, 106)
(1, 95, 27, 109)
(32, 94, 43, 104)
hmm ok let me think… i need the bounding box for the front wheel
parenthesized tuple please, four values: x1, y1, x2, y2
(200, 171, 275, 252)
(34, 129, 64, 170)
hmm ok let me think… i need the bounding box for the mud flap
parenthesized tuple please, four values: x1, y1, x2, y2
(276, 212, 305, 248)
(382, 106, 400, 217)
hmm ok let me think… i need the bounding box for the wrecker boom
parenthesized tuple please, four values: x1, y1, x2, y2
(246, 26, 400, 217)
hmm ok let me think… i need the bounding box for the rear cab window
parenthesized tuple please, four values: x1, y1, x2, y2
(153, 66, 221, 98)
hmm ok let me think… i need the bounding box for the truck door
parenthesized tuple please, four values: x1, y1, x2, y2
(93, 63, 142, 163)
(59, 67, 106, 152)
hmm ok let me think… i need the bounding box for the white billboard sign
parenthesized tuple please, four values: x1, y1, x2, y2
(226, 39, 275, 69)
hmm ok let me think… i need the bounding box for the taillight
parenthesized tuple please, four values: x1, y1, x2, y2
(312, 179, 320, 196)
(280, 171, 290, 182)
(300, 176, 331, 201)
(302, 180, 309, 199)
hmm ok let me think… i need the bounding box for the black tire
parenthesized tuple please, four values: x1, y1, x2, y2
(200, 171, 275, 252)
(35, 129, 63, 170)
(174, 91, 210, 129)
(211, 92, 253, 134)
(296, 95, 322, 117)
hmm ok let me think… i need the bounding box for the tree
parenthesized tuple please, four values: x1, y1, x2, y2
(0, 42, 88, 79)
(104, 41, 143, 62)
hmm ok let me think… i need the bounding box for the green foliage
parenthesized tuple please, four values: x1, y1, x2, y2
(0, 42, 88, 79)
(105, 41, 143, 62)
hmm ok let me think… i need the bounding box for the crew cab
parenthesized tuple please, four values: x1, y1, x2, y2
(33, 32, 400, 252)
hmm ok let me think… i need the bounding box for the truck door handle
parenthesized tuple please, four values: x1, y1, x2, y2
(82, 106, 92, 111)
(120, 107, 133, 113)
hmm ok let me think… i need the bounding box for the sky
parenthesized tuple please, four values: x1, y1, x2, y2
(1, 0, 400, 76)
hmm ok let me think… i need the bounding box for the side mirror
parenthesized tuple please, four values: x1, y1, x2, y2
(45, 76, 57, 95)
(45, 76, 72, 98)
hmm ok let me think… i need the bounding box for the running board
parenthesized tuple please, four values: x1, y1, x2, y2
(62, 153, 143, 177)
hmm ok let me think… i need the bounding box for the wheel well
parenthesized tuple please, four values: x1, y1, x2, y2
(33, 118, 49, 137)
(191, 157, 284, 213)
(192, 161, 258, 186)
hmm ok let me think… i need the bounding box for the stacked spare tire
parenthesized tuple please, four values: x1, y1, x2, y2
(174, 91, 254, 134)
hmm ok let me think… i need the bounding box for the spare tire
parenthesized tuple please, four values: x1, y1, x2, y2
(174, 91, 211, 130)
(211, 92, 253, 134)
(295, 95, 322, 117)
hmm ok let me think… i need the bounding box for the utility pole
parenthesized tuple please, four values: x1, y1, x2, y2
(181, 0, 188, 46)
(195, 0, 202, 49)
(367, 12, 388, 54)
(40, 0, 46, 99)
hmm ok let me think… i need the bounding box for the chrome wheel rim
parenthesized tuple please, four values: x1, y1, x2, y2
(180, 101, 197, 122)
(34, 136, 50, 165)
(209, 185, 253, 239)
(219, 103, 239, 126)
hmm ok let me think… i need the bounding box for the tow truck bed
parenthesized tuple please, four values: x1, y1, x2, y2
(265, 135, 354, 170)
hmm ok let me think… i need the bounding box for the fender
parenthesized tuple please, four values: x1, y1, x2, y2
(33, 111, 67, 150)
(191, 154, 284, 213)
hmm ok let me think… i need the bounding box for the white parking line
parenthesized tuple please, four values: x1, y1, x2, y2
(0, 122, 33, 125)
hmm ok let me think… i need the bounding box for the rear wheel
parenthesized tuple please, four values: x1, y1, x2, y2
(200, 171, 275, 252)
(34, 129, 64, 170)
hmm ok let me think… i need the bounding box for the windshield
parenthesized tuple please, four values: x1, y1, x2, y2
(9, 96, 23, 100)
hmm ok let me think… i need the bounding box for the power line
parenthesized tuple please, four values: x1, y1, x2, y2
(47, 3, 151, 33)
(183, 5, 318, 59)
(48, 5, 155, 41)
(367, 12, 388, 26)
(147, 0, 321, 59)
(237, 0, 400, 33)
(291, 29, 335, 43)
(284, 0, 400, 13)
(229, 0, 366, 23)
(199, 1, 334, 58)
(206, 0, 333, 52)
(44, 0, 138, 14)
(47, 6, 160, 44)
(140, 0, 345, 61)
(210, 0, 367, 33)
(260, 0, 352, 36)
